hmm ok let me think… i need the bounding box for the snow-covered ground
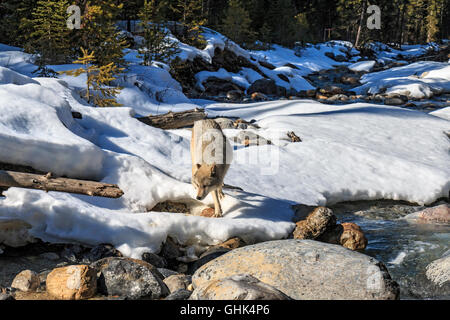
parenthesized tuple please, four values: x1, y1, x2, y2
(354, 61, 450, 98)
(0, 31, 449, 259)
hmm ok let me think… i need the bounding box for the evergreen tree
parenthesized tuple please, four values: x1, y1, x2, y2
(220, 0, 255, 47)
(138, 0, 180, 65)
(0, 0, 38, 46)
(61, 48, 124, 107)
(170, 0, 207, 48)
(20, 0, 72, 65)
(76, 1, 129, 68)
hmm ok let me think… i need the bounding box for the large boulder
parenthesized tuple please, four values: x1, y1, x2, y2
(91, 257, 169, 300)
(426, 251, 450, 287)
(190, 274, 291, 300)
(192, 240, 399, 300)
(247, 79, 278, 95)
(46, 265, 97, 300)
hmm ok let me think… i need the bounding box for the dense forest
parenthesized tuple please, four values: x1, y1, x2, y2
(1, 0, 449, 50)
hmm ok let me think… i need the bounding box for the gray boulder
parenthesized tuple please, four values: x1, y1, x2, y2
(192, 240, 399, 300)
(426, 251, 450, 287)
(190, 274, 291, 300)
(247, 79, 277, 95)
(91, 257, 169, 300)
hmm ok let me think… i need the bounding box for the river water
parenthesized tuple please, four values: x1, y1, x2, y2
(331, 200, 450, 300)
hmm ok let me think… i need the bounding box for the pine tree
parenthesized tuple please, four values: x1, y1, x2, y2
(170, 0, 207, 48)
(220, 0, 255, 47)
(61, 48, 124, 107)
(21, 0, 72, 65)
(138, 0, 180, 65)
(76, 1, 129, 68)
(0, 0, 38, 46)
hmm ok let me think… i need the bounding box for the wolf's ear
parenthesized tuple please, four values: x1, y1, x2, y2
(196, 164, 201, 170)
(210, 164, 216, 176)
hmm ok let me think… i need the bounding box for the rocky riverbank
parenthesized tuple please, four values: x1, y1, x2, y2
(1, 202, 448, 300)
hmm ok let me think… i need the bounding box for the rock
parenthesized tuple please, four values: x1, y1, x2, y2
(247, 79, 277, 95)
(258, 60, 276, 70)
(200, 207, 215, 217)
(404, 204, 450, 224)
(226, 90, 243, 101)
(39, 252, 60, 261)
(91, 257, 169, 300)
(340, 223, 368, 251)
(340, 76, 360, 85)
(293, 207, 336, 240)
(0, 219, 35, 247)
(234, 131, 271, 147)
(213, 117, 235, 130)
(318, 223, 368, 251)
(11, 270, 40, 292)
(305, 89, 317, 97)
(426, 253, 450, 287)
(142, 252, 168, 268)
(417, 204, 449, 223)
(46, 265, 97, 300)
(165, 289, 192, 300)
(0, 287, 15, 300)
(160, 237, 182, 261)
(164, 274, 192, 293)
(192, 240, 399, 300)
(250, 92, 268, 101)
(157, 268, 180, 279)
(81, 244, 123, 264)
(276, 85, 287, 97)
(187, 247, 230, 275)
(384, 96, 407, 106)
(291, 204, 319, 222)
(320, 85, 344, 96)
(214, 237, 245, 250)
(190, 274, 291, 300)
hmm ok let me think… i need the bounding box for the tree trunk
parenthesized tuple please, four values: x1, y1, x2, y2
(355, 0, 368, 48)
(0, 170, 124, 198)
(137, 108, 207, 130)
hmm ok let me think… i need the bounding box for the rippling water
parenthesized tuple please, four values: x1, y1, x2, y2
(331, 200, 450, 300)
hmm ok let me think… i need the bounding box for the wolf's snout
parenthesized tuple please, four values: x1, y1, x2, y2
(196, 196, 202, 200)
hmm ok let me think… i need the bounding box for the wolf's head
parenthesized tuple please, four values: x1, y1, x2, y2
(192, 164, 220, 200)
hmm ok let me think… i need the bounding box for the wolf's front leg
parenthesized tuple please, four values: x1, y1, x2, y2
(218, 187, 225, 200)
(212, 189, 223, 218)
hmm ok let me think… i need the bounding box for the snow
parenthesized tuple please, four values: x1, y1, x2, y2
(348, 60, 376, 72)
(354, 61, 450, 98)
(0, 37, 449, 259)
(430, 107, 450, 121)
(0, 66, 39, 85)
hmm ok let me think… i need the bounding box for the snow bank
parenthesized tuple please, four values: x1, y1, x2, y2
(0, 66, 39, 85)
(0, 82, 105, 179)
(348, 60, 376, 72)
(205, 100, 450, 205)
(354, 61, 450, 98)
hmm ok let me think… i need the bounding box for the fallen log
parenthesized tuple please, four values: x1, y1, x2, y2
(0, 170, 124, 198)
(137, 108, 207, 129)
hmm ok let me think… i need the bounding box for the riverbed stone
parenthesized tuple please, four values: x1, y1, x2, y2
(165, 289, 192, 300)
(247, 79, 277, 95)
(11, 270, 40, 292)
(164, 274, 192, 293)
(190, 274, 291, 300)
(192, 239, 399, 300)
(91, 257, 169, 299)
(46, 265, 97, 300)
(425, 253, 450, 287)
(293, 207, 336, 240)
(417, 204, 449, 223)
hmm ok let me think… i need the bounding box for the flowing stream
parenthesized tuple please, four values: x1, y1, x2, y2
(330, 200, 450, 300)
